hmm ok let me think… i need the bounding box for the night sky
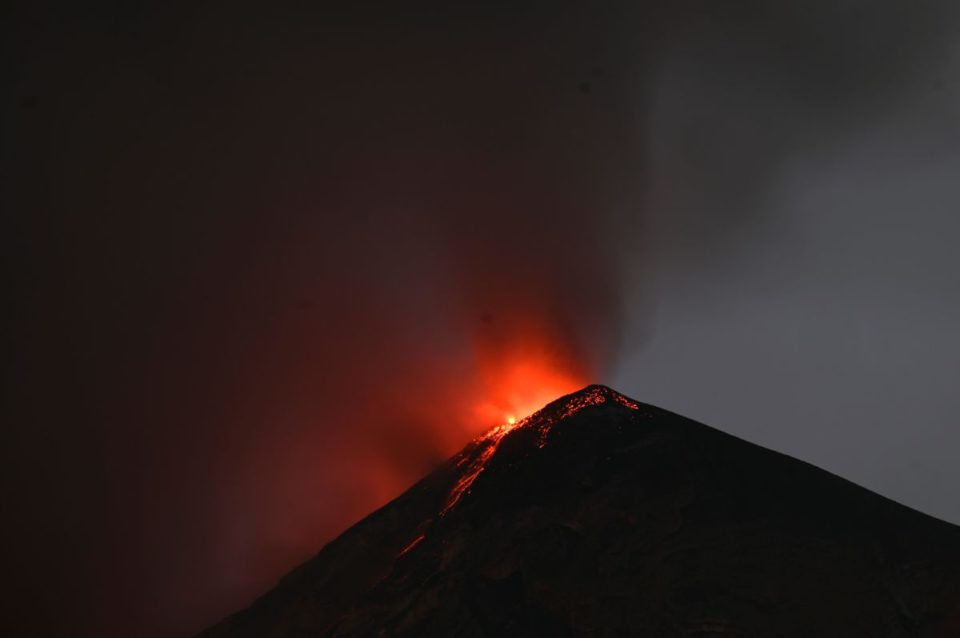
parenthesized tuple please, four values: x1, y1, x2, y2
(5, 2, 960, 636)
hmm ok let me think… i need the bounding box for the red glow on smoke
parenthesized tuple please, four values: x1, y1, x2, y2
(429, 313, 593, 515)
(471, 358, 587, 431)
(468, 309, 592, 435)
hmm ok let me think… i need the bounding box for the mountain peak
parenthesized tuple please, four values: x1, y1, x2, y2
(439, 385, 641, 516)
(201, 388, 960, 638)
(534, 383, 641, 421)
(483, 383, 640, 442)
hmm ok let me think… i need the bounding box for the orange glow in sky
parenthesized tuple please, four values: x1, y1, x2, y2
(471, 356, 587, 429)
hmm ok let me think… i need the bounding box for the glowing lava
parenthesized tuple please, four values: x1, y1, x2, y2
(441, 385, 639, 517)
(440, 415, 526, 516)
(447, 347, 587, 517)
(397, 534, 425, 557)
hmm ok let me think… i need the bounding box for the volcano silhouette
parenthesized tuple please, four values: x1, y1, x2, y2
(200, 385, 960, 637)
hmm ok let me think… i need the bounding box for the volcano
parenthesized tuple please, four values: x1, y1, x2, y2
(200, 385, 960, 637)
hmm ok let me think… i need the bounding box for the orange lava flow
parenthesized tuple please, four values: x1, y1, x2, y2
(440, 417, 525, 516)
(397, 533, 426, 557)
(441, 385, 640, 516)
(439, 327, 595, 516)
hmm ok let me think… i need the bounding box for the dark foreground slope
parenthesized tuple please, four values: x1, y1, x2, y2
(200, 386, 960, 637)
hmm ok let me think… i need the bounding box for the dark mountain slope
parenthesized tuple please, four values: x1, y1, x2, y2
(200, 385, 960, 637)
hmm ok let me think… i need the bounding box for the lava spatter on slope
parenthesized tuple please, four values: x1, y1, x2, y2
(440, 385, 639, 516)
(396, 534, 425, 557)
(440, 421, 522, 516)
